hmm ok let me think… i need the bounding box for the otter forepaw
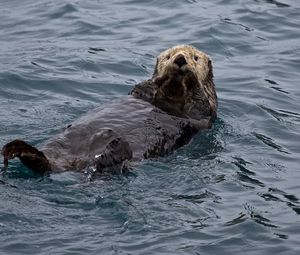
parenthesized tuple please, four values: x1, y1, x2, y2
(94, 137, 133, 174)
(1, 140, 27, 168)
(1, 140, 50, 174)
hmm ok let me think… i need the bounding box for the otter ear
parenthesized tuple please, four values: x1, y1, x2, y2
(152, 58, 159, 78)
(205, 58, 217, 120)
(204, 58, 215, 90)
(207, 58, 214, 80)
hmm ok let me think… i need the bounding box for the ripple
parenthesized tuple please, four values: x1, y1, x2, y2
(224, 213, 247, 226)
(237, 171, 265, 188)
(47, 3, 78, 19)
(253, 132, 290, 154)
(256, 0, 290, 8)
(259, 105, 300, 123)
(222, 17, 255, 32)
(265, 78, 289, 94)
(171, 190, 221, 204)
(244, 203, 279, 228)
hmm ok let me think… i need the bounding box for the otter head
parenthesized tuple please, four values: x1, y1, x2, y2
(152, 45, 217, 120)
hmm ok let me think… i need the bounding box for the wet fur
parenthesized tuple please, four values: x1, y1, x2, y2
(1, 45, 217, 175)
(132, 45, 217, 120)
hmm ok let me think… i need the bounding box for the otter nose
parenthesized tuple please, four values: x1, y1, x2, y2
(174, 54, 187, 68)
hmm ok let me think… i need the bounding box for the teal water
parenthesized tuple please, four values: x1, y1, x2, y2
(1, 0, 300, 254)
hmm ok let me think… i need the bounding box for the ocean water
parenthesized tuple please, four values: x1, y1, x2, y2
(0, 0, 300, 254)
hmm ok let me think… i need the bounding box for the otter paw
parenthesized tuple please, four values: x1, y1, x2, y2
(1, 140, 38, 168)
(2, 140, 25, 167)
(94, 137, 133, 173)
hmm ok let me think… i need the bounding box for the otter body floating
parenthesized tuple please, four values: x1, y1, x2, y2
(2, 45, 217, 174)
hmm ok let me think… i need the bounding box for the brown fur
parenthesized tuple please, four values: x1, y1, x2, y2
(2, 45, 217, 175)
(132, 45, 217, 121)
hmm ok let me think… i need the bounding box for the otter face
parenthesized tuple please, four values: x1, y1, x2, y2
(152, 45, 217, 120)
(153, 45, 212, 85)
(131, 45, 217, 121)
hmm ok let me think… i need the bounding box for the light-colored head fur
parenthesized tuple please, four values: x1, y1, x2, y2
(153, 45, 212, 83)
(131, 45, 217, 121)
(152, 45, 217, 120)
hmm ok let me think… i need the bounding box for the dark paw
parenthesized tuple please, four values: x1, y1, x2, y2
(1, 140, 50, 173)
(1, 140, 35, 168)
(95, 137, 132, 173)
(153, 75, 169, 87)
(2, 140, 22, 167)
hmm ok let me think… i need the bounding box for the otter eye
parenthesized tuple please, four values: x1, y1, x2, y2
(194, 56, 199, 61)
(166, 55, 170, 60)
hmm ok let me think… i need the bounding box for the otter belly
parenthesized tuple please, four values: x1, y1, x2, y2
(41, 96, 200, 172)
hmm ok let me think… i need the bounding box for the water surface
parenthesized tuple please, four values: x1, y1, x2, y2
(0, 0, 300, 254)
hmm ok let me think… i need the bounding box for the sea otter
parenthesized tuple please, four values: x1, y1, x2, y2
(1, 45, 217, 175)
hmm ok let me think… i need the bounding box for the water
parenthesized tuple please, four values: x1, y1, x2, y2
(0, 0, 300, 254)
